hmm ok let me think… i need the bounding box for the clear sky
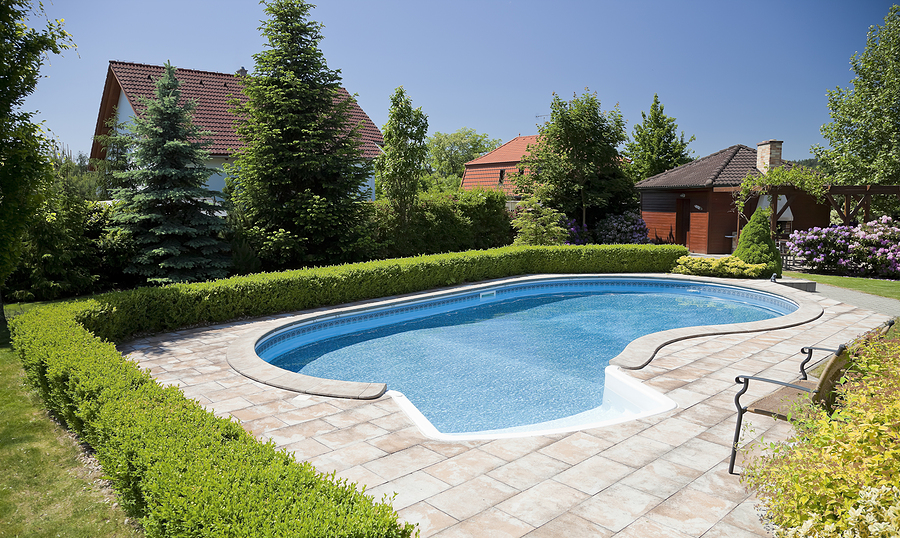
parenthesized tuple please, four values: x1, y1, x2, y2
(24, 0, 897, 162)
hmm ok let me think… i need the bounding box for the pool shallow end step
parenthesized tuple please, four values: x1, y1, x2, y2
(777, 276, 816, 292)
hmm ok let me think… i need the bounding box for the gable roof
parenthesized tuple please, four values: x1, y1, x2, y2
(635, 144, 792, 190)
(460, 135, 537, 195)
(91, 61, 383, 160)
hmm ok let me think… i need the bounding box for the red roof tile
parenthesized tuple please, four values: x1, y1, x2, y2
(460, 135, 537, 195)
(91, 61, 383, 160)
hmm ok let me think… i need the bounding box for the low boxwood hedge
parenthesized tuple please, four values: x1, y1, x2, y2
(9, 244, 686, 537)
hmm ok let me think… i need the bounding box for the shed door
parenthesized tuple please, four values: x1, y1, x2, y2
(676, 199, 691, 248)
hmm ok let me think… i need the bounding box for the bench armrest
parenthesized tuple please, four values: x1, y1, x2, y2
(798, 345, 845, 380)
(733, 375, 814, 413)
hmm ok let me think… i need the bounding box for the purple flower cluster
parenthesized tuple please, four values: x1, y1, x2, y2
(787, 215, 900, 279)
(564, 219, 591, 245)
(593, 211, 651, 245)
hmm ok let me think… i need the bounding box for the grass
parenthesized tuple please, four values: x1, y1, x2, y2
(0, 310, 141, 538)
(783, 271, 900, 301)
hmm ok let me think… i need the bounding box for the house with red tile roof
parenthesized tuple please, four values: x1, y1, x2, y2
(460, 135, 537, 197)
(635, 140, 829, 254)
(91, 61, 383, 197)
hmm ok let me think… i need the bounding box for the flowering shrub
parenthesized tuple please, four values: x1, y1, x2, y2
(743, 325, 900, 536)
(593, 210, 650, 244)
(564, 219, 591, 245)
(787, 216, 900, 278)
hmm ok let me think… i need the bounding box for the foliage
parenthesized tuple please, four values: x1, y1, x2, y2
(228, 0, 372, 270)
(8, 306, 415, 538)
(734, 165, 828, 214)
(743, 327, 900, 536)
(0, 0, 73, 323)
(374, 86, 429, 224)
(594, 210, 651, 245)
(511, 195, 568, 246)
(786, 216, 900, 279)
(813, 6, 900, 190)
(370, 188, 512, 259)
(622, 93, 694, 182)
(514, 90, 636, 228)
(734, 207, 783, 277)
(423, 127, 501, 192)
(670, 255, 769, 278)
(108, 63, 230, 285)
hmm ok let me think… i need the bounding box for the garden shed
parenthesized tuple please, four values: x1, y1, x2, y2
(90, 61, 383, 196)
(635, 140, 831, 254)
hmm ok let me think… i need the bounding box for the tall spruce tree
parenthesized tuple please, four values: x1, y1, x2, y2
(228, 0, 372, 269)
(108, 62, 230, 285)
(622, 94, 694, 182)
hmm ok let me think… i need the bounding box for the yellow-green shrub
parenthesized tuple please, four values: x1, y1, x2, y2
(670, 255, 769, 278)
(743, 327, 900, 536)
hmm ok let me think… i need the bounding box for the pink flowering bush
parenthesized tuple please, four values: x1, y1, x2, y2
(787, 216, 900, 278)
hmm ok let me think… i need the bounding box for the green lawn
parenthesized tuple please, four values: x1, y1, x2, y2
(0, 317, 141, 538)
(783, 271, 900, 301)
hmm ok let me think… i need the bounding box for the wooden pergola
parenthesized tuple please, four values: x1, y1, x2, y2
(762, 184, 900, 233)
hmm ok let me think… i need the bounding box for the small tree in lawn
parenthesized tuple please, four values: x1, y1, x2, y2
(229, 0, 372, 270)
(514, 90, 636, 230)
(375, 86, 428, 225)
(734, 207, 782, 278)
(108, 62, 230, 285)
(622, 93, 694, 182)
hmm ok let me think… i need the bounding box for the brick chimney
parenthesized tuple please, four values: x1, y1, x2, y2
(756, 139, 783, 173)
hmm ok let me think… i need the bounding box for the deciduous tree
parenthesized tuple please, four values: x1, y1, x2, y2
(514, 90, 636, 228)
(228, 0, 372, 269)
(622, 94, 694, 182)
(374, 86, 428, 225)
(813, 6, 900, 189)
(423, 127, 500, 192)
(108, 62, 230, 285)
(0, 0, 72, 325)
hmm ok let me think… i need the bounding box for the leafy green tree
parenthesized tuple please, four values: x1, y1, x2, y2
(622, 94, 694, 182)
(374, 86, 428, 225)
(511, 193, 568, 246)
(108, 62, 230, 285)
(423, 127, 501, 192)
(0, 0, 72, 324)
(814, 6, 900, 189)
(228, 0, 372, 270)
(514, 90, 636, 228)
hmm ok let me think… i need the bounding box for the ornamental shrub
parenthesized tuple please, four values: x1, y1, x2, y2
(734, 207, 782, 277)
(593, 210, 651, 245)
(787, 216, 900, 278)
(670, 255, 768, 278)
(742, 325, 900, 536)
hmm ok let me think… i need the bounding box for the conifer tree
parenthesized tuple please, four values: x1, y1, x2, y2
(734, 207, 782, 277)
(108, 62, 230, 285)
(228, 0, 372, 269)
(622, 94, 694, 182)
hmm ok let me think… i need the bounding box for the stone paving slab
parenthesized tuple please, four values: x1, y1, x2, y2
(120, 281, 892, 537)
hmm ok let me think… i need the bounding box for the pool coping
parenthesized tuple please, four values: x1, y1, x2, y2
(225, 273, 824, 400)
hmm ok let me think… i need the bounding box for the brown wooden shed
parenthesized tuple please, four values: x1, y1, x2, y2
(635, 140, 830, 254)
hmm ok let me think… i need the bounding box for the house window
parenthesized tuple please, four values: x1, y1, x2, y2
(499, 169, 505, 185)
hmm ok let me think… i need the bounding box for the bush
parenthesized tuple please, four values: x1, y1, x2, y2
(787, 216, 900, 278)
(511, 196, 568, 245)
(593, 210, 651, 245)
(734, 207, 783, 277)
(9, 244, 686, 536)
(742, 326, 900, 536)
(670, 255, 769, 278)
(369, 188, 512, 258)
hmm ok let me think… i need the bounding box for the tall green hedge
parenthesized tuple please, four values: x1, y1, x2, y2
(9, 244, 686, 537)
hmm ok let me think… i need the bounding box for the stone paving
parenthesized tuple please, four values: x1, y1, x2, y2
(120, 287, 892, 537)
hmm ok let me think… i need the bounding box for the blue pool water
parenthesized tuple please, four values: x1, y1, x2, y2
(261, 279, 795, 434)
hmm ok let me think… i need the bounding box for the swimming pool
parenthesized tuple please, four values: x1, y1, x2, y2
(251, 276, 803, 439)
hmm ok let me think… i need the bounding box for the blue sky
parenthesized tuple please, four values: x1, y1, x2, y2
(25, 0, 896, 161)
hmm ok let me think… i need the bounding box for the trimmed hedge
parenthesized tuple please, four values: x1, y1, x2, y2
(671, 255, 769, 279)
(9, 244, 686, 537)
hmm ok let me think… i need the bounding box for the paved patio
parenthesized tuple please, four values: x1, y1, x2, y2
(120, 282, 892, 537)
